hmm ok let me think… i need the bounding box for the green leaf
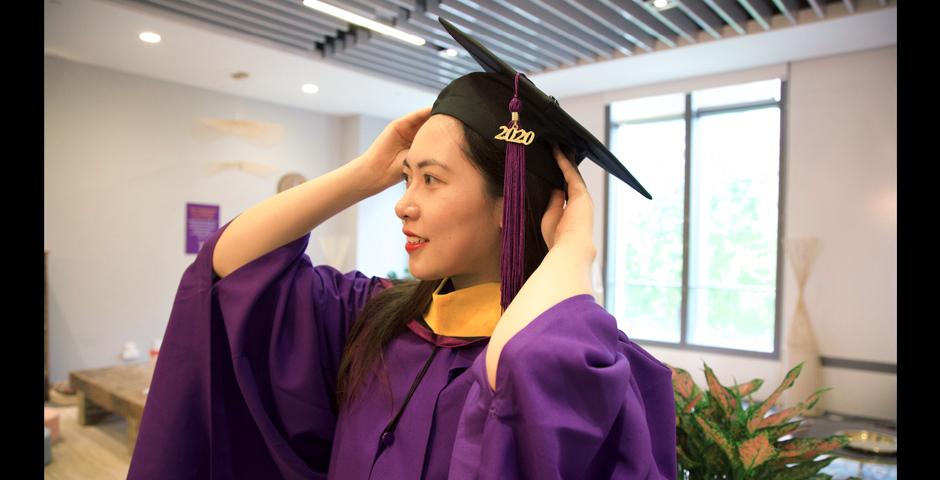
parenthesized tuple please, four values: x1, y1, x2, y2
(755, 420, 804, 442)
(670, 365, 699, 401)
(738, 434, 778, 472)
(731, 378, 764, 398)
(751, 404, 801, 430)
(694, 416, 737, 464)
(799, 387, 833, 412)
(704, 362, 739, 419)
(677, 445, 702, 470)
(747, 362, 804, 434)
(684, 391, 704, 413)
(769, 435, 850, 466)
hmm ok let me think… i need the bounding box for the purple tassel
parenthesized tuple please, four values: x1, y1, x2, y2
(500, 74, 526, 312)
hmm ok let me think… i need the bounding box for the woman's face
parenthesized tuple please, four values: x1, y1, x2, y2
(395, 114, 503, 289)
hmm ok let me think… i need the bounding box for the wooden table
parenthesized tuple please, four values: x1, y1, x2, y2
(69, 362, 154, 455)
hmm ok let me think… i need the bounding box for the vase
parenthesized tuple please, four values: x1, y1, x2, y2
(781, 237, 824, 416)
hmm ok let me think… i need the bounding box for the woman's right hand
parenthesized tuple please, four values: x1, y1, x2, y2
(354, 106, 433, 194)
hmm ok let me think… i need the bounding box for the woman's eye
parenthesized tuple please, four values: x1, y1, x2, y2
(401, 172, 437, 186)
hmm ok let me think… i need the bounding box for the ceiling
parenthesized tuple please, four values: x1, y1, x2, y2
(44, 0, 897, 119)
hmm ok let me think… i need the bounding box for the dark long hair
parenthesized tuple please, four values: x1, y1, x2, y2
(335, 118, 559, 410)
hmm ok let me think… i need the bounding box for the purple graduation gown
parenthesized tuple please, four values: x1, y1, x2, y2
(127, 220, 677, 479)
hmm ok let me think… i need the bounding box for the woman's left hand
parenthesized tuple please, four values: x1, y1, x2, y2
(540, 146, 596, 257)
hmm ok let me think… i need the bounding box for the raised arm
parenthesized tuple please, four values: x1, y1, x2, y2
(212, 107, 433, 279)
(212, 161, 373, 278)
(486, 146, 596, 391)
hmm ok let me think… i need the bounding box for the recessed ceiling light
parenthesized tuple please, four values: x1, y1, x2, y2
(139, 31, 161, 44)
(652, 0, 672, 9)
(301, 83, 319, 94)
(438, 48, 458, 58)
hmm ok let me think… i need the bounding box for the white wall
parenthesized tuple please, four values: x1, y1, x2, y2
(344, 116, 411, 279)
(563, 46, 896, 422)
(44, 55, 358, 384)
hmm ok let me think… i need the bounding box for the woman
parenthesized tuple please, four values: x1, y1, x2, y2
(128, 20, 676, 480)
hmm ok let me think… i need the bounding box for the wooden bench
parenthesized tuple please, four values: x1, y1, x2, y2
(69, 362, 154, 455)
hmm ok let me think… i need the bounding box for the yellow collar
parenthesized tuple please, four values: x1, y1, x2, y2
(422, 278, 502, 338)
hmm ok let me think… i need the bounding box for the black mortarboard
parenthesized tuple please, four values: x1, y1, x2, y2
(429, 17, 652, 312)
(431, 17, 652, 199)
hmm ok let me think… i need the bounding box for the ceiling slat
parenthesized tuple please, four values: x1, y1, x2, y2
(325, 53, 444, 90)
(636, 0, 700, 43)
(344, 42, 453, 81)
(215, 0, 334, 37)
(338, 43, 453, 84)
(176, 0, 321, 43)
(563, 0, 657, 52)
(490, 0, 615, 61)
(363, 2, 548, 72)
(213, 0, 336, 42)
(345, 27, 473, 78)
(470, 0, 600, 63)
(140, 0, 316, 50)
(406, 10, 548, 72)
(703, 0, 750, 35)
(737, 0, 773, 30)
(250, 0, 348, 32)
(806, 0, 826, 18)
(381, 0, 418, 10)
(425, 2, 564, 69)
(348, 0, 401, 18)
(354, 5, 478, 55)
(526, 0, 634, 56)
(674, 0, 727, 39)
(317, 0, 384, 19)
(436, 0, 581, 67)
(354, 40, 473, 77)
(355, 28, 478, 72)
(599, 0, 678, 48)
(771, 0, 799, 25)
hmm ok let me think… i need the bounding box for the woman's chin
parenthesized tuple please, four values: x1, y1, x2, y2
(408, 261, 426, 280)
(408, 262, 442, 282)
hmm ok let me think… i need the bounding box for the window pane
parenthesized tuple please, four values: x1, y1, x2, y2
(610, 93, 685, 123)
(607, 118, 686, 343)
(687, 107, 780, 353)
(693, 79, 782, 110)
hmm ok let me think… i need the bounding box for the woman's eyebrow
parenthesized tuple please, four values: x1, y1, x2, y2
(403, 159, 451, 171)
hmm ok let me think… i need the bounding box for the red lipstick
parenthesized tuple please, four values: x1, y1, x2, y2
(403, 228, 429, 253)
(405, 241, 428, 253)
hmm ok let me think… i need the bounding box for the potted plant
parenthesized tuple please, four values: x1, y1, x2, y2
(669, 361, 857, 480)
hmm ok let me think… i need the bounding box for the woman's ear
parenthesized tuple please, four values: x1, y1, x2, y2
(494, 197, 504, 229)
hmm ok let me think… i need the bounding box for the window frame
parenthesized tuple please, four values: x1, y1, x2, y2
(602, 79, 789, 360)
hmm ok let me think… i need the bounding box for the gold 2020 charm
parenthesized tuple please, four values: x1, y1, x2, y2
(494, 125, 535, 145)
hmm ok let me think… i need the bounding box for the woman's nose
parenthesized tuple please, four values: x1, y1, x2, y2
(395, 194, 419, 220)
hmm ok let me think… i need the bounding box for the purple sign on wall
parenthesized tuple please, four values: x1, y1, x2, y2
(186, 203, 220, 254)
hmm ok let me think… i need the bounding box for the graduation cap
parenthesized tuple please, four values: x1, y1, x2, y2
(429, 17, 652, 312)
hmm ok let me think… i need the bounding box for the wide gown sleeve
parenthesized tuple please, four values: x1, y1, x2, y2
(448, 294, 677, 480)
(127, 219, 391, 480)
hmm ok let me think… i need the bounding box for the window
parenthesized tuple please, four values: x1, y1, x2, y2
(605, 79, 784, 358)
